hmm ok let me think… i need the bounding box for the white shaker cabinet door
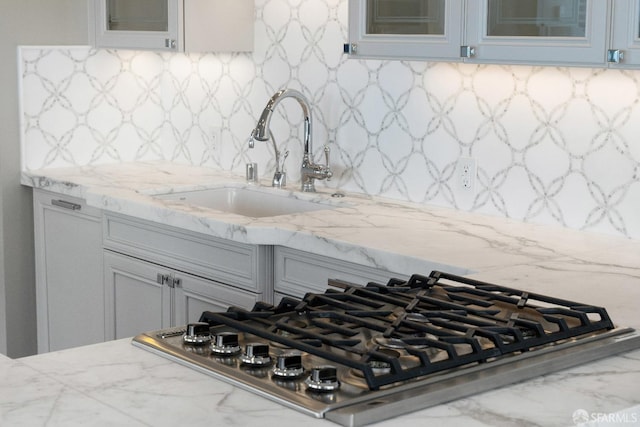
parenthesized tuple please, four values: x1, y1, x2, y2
(34, 190, 104, 353)
(103, 250, 172, 340)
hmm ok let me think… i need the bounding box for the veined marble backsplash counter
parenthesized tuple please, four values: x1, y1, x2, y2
(11, 159, 640, 426)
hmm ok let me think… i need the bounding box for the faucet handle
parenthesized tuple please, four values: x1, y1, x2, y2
(323, 145, 332, 180)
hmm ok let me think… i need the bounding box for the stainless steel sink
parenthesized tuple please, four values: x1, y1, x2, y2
(153, 186, 339, 218)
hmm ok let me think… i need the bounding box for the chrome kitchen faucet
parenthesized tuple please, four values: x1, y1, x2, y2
(249, 89, 332, 192)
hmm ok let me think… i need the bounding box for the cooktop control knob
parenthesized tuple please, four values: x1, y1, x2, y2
(305, 365, 341, 392)
(240, 343, 272, 366)
(183, 322, 212, 345)
(210, 332, 241, 355)
(272, 352, 305, 378)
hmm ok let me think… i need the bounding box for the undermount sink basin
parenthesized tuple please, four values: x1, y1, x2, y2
(154, 186, 339, 218)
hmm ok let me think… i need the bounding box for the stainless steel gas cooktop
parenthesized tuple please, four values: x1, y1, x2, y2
(133, 271, 640, 427)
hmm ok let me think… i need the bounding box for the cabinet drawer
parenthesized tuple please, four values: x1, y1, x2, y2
(274, 247, 407, 298)
(103, 214, 268, 293)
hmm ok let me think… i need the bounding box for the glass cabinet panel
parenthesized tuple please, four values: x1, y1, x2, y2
(486, 0, 587, 37)
(466, 0, 608, 66)
(366, 0, 445, 35)
(106, 0, 168, 32)
(348, 0, 464, 61)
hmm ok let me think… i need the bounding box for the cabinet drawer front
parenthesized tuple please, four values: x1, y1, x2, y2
(176, 273, 261, 325)
(274, 247, 407, 298)
(103, 214, 263, 292)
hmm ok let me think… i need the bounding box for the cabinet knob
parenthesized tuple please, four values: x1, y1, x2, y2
(608, 49, 624, 64)
(460, 45, 476, 58)
(343, 43, 357, 54)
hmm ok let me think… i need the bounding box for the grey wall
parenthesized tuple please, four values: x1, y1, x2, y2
(0, 0, 88, 357)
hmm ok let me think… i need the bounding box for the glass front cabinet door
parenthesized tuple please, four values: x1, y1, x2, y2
(466, 0, 609, 66)
(348, 0, 610, 66)
(348, 0, 464, 61)
(91, 0, 254, 52)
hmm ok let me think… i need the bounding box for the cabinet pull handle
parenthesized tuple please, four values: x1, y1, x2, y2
(52, 199, 82, 211)
(156, 273, 182, 289)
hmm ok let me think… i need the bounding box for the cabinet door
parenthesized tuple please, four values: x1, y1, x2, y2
(466, 0, 609, 66)
(348, 0, 464, 60)
(174, 274, 262, 326)
(104, 251, 172, 339)
(93, 0, 181, 50)
(91, 0, 254, 52)
(610, 0, 640, 67)
(33, 190, 104, 353)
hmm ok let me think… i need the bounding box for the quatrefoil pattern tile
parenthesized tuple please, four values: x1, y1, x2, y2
(19, 0, 640, 239)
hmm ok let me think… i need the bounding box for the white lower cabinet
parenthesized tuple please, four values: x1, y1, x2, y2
(102, 213, 271, 338)
(103, 250, 261, 339)
(34, 190, 416, 351)
(274, 246, 407, 301)
(33, 190, 104, 353)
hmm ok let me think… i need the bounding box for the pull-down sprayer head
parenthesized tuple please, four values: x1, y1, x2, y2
(249, 89, 313, 155)
(249, 88, 330, 192)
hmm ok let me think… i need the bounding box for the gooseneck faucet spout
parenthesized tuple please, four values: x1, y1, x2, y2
(249, 88, 331, 192)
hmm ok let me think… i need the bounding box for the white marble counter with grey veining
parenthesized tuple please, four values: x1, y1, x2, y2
(11, 160, 640, 426)
(21, 161, 639, 277)
(0, 335, 637, 427)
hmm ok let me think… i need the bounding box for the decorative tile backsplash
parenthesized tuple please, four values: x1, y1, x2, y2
(19, 0, 640, 239)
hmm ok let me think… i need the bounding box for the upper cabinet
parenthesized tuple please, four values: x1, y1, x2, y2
(347, 0, 464, 61)
(610, 0, 640, 67)
(90, 0, 254, 52)
(465, 0, 608, 66)
(349, 0, 640, 68)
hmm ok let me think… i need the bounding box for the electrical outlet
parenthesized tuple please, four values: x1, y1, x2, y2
(457, 156, 476, 193)
(210, 126, 222, 156)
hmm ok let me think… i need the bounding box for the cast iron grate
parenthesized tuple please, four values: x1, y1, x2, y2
(200, 271, 614, 390)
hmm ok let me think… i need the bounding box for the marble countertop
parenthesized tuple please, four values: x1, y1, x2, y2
(2, 336, 639, 426)
(22, 161, 639, 277)
(13, 161, 640, 426)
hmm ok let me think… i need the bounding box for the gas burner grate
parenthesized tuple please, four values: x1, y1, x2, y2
(199, 271, 614, 390)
